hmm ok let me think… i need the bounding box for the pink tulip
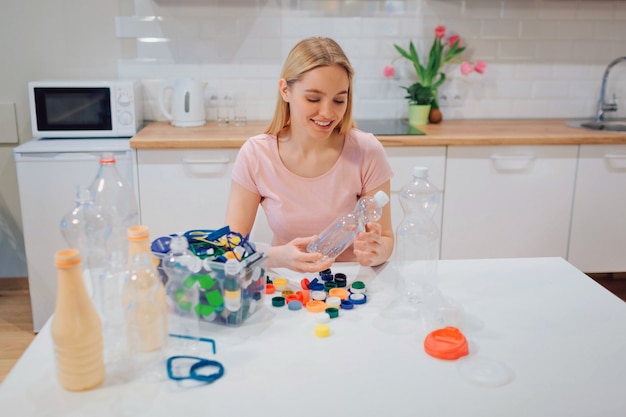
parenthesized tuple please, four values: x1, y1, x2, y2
(474, 60, 487, 74)
(434, 25, 446, 39)
(448, 35, 460, 46)
(460, 61, 474, 75)
(383, 65, 395, 78)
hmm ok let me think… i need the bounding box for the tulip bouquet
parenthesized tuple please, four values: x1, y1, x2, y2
(384, 25, 487, 120)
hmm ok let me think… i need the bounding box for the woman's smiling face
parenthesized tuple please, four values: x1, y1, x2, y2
(281, 64, 349, 139)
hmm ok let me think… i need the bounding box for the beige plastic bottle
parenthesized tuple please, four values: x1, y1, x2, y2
(125, 225, 168, 340)
(51, 249, 105, 391)
(126, 225, 167, 307)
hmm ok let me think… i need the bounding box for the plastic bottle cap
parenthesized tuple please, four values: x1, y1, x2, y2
(288, 300, 303, 311)
(325, 307, 339, 318)
(271, 296, 286, 307)
(351, 281, 366, 293)
(306, 300, 327, 313)
(314, 324, 331, 338)
(328, 288, 349, 300)
(127, 225, 150, 240)
(224, 258, 243, 276)
(373, 190, 390, 207)
(54, 249, 82, 267)
(325, 296, 341, 308)
(413, 166, 429, 178)
(423, 326, 469, 360)
(265, 283, 275, 294)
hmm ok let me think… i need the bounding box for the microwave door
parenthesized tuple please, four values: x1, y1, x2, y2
(33, 87, 114, 137)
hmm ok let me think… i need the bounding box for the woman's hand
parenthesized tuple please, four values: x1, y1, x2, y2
(353, 222, 387, 266)
(267, 236, 334, 273)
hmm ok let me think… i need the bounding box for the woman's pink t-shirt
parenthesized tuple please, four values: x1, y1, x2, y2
(231, 128, 394, 252)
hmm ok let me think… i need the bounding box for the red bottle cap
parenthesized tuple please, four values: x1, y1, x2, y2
(424, 326, 469, 360)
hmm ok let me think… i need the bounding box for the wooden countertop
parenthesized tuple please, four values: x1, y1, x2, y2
(130, 119, 626, 149)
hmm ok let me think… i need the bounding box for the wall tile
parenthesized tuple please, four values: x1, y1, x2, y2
(119, 0, 626, 121)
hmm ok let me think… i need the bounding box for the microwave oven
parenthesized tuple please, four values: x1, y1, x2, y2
(28, 80, 143, 138)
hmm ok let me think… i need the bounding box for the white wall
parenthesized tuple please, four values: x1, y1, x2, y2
(0, 0, 123, 277)
(1, 0, 626, 277)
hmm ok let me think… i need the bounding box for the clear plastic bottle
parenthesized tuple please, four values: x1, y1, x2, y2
(51, 249, 105, 391)
(59, 186, 108, 305)
(123, 252, 167, 382)
(395, 167, 442, 304)
(88, 152, 139, 268)
(161, 235, 201, 354)
(307, 190, 390, 259)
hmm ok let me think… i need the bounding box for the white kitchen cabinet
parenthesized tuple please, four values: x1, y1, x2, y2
(568, 144, 626, 272)
(441, 145, 578, 260)
(385, 146, 446, 233)
(136, 149, 272, 244)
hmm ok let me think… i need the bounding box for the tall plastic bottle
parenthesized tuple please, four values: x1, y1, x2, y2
(307, 190, 390, 259)
(51, 249, 105, 391)
(123, 252, 167, 382)
(89, 152, 139, 268)
(126, 225, 167, 310)
(395, 167, 442, 304)
(161, 235, 201, 354)
(59, 186, 108, 305)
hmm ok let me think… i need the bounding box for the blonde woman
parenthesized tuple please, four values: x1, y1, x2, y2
(225, 37, 394, 273)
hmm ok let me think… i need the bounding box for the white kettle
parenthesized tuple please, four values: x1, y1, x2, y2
(159, 78, 207, 127)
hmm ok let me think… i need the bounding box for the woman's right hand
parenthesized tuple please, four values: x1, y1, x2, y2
(267, 236, 333, 273)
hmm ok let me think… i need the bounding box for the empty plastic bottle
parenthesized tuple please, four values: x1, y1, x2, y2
(89, 152, 139, 269)
(123, 252, 167, 382)
(307, 190, 390, 259)
(161, 235, 202, 354)
(395, 167, 442, 304)
(60, 186, 109, 305)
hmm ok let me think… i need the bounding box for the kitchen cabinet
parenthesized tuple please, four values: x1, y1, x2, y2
(136, 149, 271, 243)
(385, 146, 446, 233)
(568, 144, 626, 272)
(441, 145, 578, 260)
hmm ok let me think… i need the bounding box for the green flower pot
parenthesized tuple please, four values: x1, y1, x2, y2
(408, 104, 431, 126)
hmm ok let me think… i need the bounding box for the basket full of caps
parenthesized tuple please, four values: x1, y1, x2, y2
(152, 226, 267, 326)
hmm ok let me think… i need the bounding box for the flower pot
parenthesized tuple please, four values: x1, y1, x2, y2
(408, 104, 431, 126)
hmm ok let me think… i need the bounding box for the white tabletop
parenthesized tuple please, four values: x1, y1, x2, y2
(1, 257, 625, 417)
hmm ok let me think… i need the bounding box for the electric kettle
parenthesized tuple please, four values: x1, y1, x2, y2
(159, 78, 207, 127)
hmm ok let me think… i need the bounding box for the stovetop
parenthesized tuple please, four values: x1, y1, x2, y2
(354, 119, 425, 136)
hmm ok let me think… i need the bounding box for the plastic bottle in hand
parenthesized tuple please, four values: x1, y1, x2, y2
(162, 235, 202, 354)
(395, 167, 442, 304)
(307, 190, 390, 259)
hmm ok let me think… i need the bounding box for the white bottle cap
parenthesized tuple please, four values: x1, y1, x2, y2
(373, 190, 390, 207)
(413, 167, 429, 178)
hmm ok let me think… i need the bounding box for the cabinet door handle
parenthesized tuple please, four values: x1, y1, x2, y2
(490, 153, 535, 171)
(489, 153, 535, 161)
(604, 153, 626, 159)
(181, 157, 230, 165)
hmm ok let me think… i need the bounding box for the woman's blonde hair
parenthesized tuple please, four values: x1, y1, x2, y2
(265, 37, 355, 136)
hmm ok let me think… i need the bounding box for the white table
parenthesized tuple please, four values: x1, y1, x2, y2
(1, 257, 625, 417)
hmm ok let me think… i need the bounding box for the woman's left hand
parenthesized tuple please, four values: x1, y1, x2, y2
(353, 222, 384, 266)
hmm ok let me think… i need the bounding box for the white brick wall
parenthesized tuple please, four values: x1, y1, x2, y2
(117, 0, 626, 121)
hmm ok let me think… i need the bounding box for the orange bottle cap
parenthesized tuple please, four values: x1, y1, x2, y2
(423, 326, 469, 360)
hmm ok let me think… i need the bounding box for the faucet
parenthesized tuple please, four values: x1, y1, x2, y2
(594, 56, 626, 123)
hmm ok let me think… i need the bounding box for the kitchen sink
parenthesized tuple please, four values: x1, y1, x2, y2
(566, 118, 626, 133)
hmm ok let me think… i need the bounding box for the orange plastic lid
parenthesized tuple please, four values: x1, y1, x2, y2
(423, 326, 469, 360)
